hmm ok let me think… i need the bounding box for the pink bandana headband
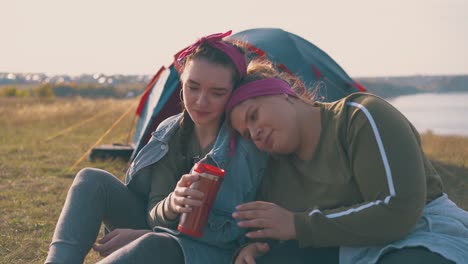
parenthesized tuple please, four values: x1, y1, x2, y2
(175, 30, 247, 78)
(226, 78, 298, 157)
(225, 78, 298, 115)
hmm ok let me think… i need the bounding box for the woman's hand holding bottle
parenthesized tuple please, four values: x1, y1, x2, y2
(165, 173, 204, 220)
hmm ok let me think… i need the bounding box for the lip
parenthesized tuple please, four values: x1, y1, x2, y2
(193, 110, 210, 117)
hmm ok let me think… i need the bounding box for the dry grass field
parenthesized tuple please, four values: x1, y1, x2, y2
(0, 98, 135, 263)
(0, 97, 467, 263)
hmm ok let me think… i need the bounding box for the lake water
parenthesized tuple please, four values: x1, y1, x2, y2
(388, 92, 468, 136)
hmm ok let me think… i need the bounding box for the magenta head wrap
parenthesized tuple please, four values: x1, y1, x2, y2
(175, 30, 247, 79)
(225, 77, 298, 156)
(225, 78, 298, 115)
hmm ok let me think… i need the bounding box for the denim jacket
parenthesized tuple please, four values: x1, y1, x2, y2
(125, 113, 268, 248)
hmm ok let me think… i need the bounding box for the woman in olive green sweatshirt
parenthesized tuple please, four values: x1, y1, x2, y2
(225, 60, 468, 264)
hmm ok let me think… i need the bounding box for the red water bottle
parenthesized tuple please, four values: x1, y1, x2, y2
(177, 163, 225, 237)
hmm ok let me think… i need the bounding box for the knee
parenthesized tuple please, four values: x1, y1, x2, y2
(72, 167, 114, 188)
(135, 233, 162, 246)
(377, 247, 453, 264)
(133, 233, 177, 250)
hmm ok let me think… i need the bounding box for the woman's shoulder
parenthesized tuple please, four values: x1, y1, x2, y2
(317, 93, 396, 140)
(156, 113, 182, 130)
(151, 113, 183, 140)
(327, 92, 385, 108)
(323, 92, 393, 119)
(330, 93, 410, 140)
(345, 92, 388, 106)
(342, 92, 403, 120)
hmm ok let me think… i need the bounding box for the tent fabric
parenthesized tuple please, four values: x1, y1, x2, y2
(136, 66, 165, 117)
(228, 28, 365, 100)
(131, 66, 181, 159)
(130, 28, 365, 160)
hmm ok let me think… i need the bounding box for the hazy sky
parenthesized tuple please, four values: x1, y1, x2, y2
(2, 0, 467, 77)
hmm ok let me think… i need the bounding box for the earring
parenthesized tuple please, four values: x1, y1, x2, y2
(179, 88, 184, 102)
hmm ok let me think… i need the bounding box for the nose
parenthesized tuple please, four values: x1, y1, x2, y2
(250, 125, 263, 142)
(195, 91, 208, 107)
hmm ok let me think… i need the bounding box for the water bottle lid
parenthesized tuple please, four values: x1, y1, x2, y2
(193, 163, 225, 177)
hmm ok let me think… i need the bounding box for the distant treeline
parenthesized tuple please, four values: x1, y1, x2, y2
(0, 82, 146, 98)
(356, 75, 468, 98)
(2, 74, 468, 99)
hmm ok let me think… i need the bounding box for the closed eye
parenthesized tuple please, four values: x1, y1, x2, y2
(185, 79, 200, 91)
(212, 87, 229, 97)
(213, 91, 228, 97)
(249, 109, 257, 122)
(241, 108, 258, 140)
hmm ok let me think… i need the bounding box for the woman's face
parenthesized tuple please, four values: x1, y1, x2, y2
(230, 95, 300, 154)
(181, 58, 234, 128)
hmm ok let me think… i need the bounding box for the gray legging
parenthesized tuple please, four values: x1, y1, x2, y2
(97, 232, 183, 264)
(45, 168, 183, 264)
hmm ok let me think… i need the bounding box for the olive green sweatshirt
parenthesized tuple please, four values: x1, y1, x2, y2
(257, 93, 443, 248)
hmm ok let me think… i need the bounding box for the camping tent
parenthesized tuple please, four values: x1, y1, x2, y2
(90, 28, 365, 162)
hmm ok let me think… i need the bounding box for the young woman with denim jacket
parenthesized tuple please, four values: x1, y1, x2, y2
(45, 31, 267, 264)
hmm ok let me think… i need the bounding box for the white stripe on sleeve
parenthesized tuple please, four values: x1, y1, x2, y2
(308, 102, 395, 218)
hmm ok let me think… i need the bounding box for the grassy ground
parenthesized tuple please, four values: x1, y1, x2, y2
(421, 132, 468, 208)
(0, 98, 467, 263)
(0, 98, 135, 263)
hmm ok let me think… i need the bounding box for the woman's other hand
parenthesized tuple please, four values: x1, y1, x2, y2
(233, 201, 296, 240)
(92, 228, 150, 257)
(167, 173, 204, 218)
(234, 242, 270, 264)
